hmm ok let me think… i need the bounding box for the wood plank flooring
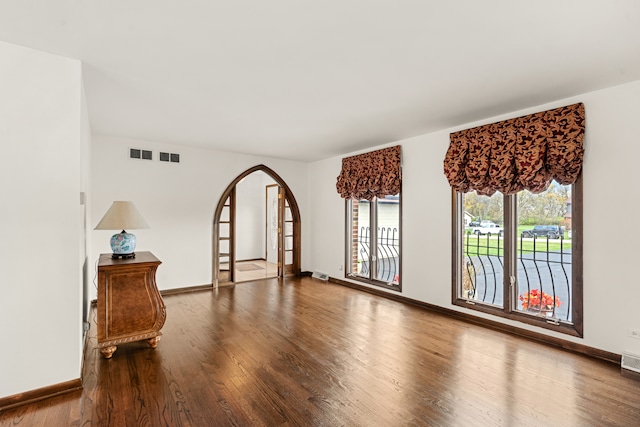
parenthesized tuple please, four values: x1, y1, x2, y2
(235, 260, 278, 283)
(1, 277, 639, 426)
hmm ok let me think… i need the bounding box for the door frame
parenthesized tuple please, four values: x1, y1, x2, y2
(212, 165, 301, 286)
(265, 184, 280, 267)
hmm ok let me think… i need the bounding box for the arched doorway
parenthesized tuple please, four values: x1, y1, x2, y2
(212, 165, 301, 286)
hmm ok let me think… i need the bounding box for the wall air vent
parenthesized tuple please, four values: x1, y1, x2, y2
(160, 152, 180, 163)
(311, 271, 329, 282)
(622, 352, 640, 374)
(130, 148, 152, 160)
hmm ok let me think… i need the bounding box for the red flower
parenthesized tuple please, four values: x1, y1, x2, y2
(519, 289, 562, 311)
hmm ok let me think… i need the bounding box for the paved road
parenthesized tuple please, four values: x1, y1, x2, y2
(466, 253, 572, 321)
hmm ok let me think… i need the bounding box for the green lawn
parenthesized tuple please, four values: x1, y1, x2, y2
(463, 231, 571, 257)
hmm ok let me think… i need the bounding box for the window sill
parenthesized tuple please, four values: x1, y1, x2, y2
(345, 273, 401, 292)
(452, 298, 583, 338)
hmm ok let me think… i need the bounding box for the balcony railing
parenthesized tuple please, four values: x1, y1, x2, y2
(463, 231, 572, 321)
(357, 226, 399, 284)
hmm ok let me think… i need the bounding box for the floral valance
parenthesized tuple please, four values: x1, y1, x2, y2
(336, 145, 401, 200)
(443, 103, 585, 196)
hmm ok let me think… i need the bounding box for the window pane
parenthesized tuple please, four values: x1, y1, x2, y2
(375, 194, 400, 284)
(284, 222, 293, 236)
(348, 199, 370, 278)
(515, 182, 572, 322)
(220, 205, 230, 222)
(460, 191, 504, 307)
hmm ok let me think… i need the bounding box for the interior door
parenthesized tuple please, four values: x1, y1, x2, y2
(214, 165, 301, 285)
(266, 184, 279, 266)
(281, 187, 295, 276)
(217, 188, 235, 283)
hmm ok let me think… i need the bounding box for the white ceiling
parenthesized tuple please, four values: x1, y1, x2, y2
(1, 1, 639, 161)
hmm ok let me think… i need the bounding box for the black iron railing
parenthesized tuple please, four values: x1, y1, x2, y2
(463, 231, 572, 321)
(357, 226, 399, 283)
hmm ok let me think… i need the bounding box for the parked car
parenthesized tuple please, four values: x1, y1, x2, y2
(470, 222, 503, 236)
(521, 225, 563, 239)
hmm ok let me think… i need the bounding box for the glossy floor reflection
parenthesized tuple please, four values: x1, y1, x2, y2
(1, 277, 639, 426)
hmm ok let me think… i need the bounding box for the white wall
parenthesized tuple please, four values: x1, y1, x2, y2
(236, 171, 276, 261)
(80, 78, 92, 324)
(90, 135, 309, 297)
(0, 41, 84, 397)
(236, 172, 265, 260)
(308, 80, 640, 356)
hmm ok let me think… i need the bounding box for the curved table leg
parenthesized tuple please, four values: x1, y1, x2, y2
(148, 336, 161, 349)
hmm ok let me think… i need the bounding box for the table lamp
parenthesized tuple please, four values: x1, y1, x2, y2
(94, 201, 150, 258)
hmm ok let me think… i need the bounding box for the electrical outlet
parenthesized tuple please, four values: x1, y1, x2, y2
(628, 328, 640, 340)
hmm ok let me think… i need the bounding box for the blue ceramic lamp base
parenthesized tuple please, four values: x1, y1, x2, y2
(110, 230, 137, 258)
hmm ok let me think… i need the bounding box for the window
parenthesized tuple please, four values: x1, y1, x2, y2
(336, 145, 402, 290)
(444, 103, 584, 336)
(347, 194, 401, 290)
(453, 179, 582, 336)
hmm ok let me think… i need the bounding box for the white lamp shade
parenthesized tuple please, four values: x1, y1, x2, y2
(94, 201, 150, 230)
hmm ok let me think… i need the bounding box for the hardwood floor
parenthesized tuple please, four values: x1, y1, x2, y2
(1, 277, 639, 426)
(235, 260, 278, 283)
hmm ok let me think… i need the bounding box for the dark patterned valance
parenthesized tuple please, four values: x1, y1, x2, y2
(443, 103, 585, 196)
(336, 145, 402, 200)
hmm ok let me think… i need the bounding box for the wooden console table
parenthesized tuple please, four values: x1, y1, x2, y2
(97, 251, 166, 358)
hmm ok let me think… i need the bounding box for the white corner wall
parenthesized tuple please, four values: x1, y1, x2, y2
(90, 136, 309, 297)
(236, 171, 276, 261)
(80, 77, 92, 323)
(308, 80, 640, 356)
(0, 41, 84, 398)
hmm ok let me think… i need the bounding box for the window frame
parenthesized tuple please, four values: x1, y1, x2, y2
(345, 194, 402, 292)
(451, 176, 583, 337)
